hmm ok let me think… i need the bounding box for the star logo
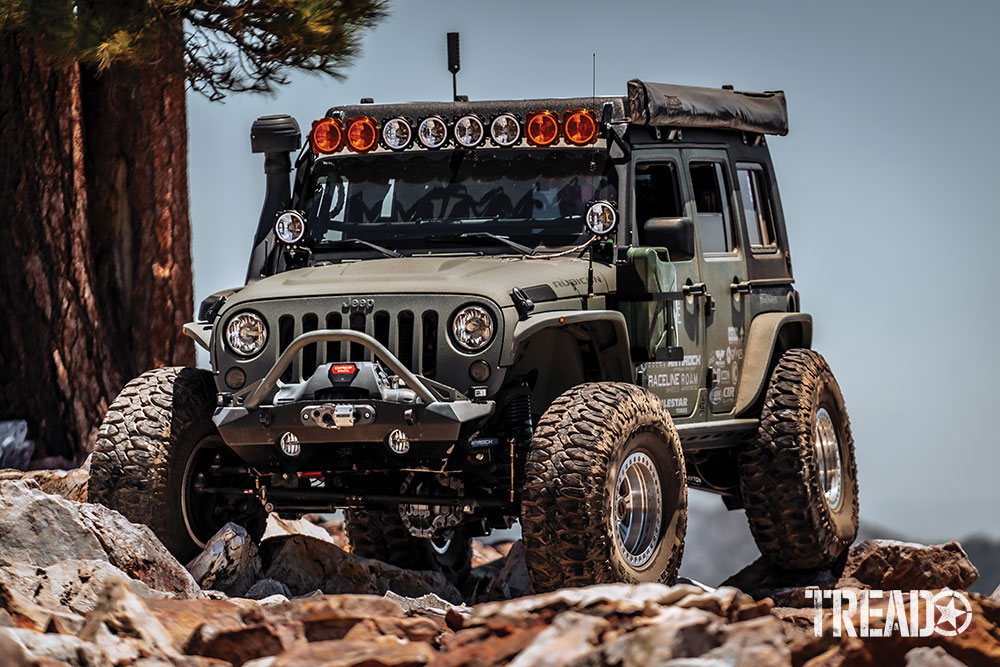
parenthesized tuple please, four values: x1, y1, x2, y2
(931, 590, 973, 636)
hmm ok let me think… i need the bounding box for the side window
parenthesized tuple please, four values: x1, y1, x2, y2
(689, 161, 736, 253)
(634, 162, 682, 245)
(737, 165, 777, 249)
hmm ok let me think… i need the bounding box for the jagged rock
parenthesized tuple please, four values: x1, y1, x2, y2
(187, 523, 263, 596)
(0, 578, 86, 633)
(78, 580, 181, 660)
(244, 637, 438, 667)
(246, 579, 292, 601)
(471, 540, 504, 568)
(0, 627, 110, 666)
(0, 480, 200, 598)
(465, 539, 533, 603)
(992, 583, 1000, 603)
(384, 590, 471, 620)
(0, 466, 89, 502)
(844, 540, 979, 591)
(720, 556, 841, 607)
(573, 606, 727, 666)
(186, 620, 307, 665)
(147, 597, 251, 649)
(260, 534, 462, 602)
(905, 646, 967, 666)
(508, 611, 606, 667)
(262, 515, 334, 544)
(0, 421, 34, 470)
(0, 559, 168, 619)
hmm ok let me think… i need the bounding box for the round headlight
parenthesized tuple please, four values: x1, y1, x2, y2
(490, 114, 521, 146)
(585, 200, 618, 236)
(451, 305, 495, 352)
(418, 116, 448, 149)
(275, 211, 306, 244)
(226, 312, 268, 357)
(382, 117, 412, 150)
(454, 115, 484, 148)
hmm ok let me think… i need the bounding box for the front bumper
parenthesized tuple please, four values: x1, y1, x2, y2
(212, 329, 494, 468)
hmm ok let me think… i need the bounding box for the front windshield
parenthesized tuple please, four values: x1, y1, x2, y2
(301, 148, 617, 252)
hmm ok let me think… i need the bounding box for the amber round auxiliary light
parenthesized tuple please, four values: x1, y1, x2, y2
(564, 109, 598, 146)
(526, 110, 559, 147)
(311, 118, 344, 154)
(346, 116, 379, 153)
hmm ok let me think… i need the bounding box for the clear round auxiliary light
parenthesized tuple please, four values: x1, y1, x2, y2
(225, 311, 268, 357)
(274, 211, 306, 244)
(387, 429, 410, 455)
(586, 200, 618, 236)
(454, 115, 485, 148)
(279, 431, 301, 457)
(451, 305, 495, 351)
(418, 116, 448, 149)
(490, 114, 521, 146)
(382, 117, 412, 150)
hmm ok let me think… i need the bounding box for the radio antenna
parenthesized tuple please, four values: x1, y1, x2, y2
(592, 53, 596, 99)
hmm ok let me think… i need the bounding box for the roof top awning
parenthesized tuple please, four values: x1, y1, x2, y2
(627, 79, 788, 136)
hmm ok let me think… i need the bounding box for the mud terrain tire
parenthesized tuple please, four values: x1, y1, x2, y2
(90, 367, 265, 562)
(345, 509, 472, 583)
(521, 382, 687, 591)
(739, 349, 859, 569)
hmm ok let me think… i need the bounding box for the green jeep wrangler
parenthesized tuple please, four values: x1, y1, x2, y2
(90, 80, 858, 590)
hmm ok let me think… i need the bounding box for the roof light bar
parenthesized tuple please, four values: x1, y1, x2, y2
(311, 118, 344, 154)
(526, 110, 559, 147)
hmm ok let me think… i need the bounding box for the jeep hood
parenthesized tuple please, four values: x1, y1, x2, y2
(229, 255, 615, 308)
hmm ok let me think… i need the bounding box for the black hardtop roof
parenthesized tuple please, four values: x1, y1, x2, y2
(322, 80, 787, 137)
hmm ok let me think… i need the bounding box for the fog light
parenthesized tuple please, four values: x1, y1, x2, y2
(469, 360, 491, 382)
(387, 429, 410, 455)
(224, 367, 246, 389)
(278, 432, 301, 457)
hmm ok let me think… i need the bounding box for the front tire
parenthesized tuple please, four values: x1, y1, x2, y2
(90, 367, 265, 562)
(521, 383, 687, 591)
(739, 349, 859, 569)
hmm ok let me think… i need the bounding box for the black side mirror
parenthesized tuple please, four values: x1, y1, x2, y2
(643, 217, 695, 261)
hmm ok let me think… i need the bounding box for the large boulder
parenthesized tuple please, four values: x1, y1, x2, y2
(0, 480, 200, 598)
(187, 523, 264, 597)
(259, 534, 462, 603)
(844, 540, 979, 591)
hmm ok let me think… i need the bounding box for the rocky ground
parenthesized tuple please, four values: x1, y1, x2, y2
(0, 468, 998, 666)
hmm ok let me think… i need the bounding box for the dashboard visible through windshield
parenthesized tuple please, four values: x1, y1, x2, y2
(301, 148, 617, 253)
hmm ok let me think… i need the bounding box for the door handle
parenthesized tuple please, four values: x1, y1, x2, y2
(682, 282, 708, 297)
(730, 280, 752, 295)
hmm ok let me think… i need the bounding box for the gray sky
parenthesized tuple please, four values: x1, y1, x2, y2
(187, 0, 1000, 541)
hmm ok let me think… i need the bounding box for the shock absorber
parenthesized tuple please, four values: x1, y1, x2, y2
(502, 385, 533, 443)
(502, 383, 533, 503)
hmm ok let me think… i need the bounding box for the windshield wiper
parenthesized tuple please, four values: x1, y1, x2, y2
(313, 238, 401, 258)
(427, 232, 536, 256)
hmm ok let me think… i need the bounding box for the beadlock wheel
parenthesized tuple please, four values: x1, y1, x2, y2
(814, 407, 843, 511)
(613, 452, 663, 568)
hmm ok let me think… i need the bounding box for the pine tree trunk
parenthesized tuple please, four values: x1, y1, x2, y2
(0, 33, 121, 460)
(80, 50, 195, 379)
(0, 32, 195, 461)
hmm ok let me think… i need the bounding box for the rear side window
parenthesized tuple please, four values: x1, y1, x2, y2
(737, 165, 777, 248)
(689, 161, 735, 253)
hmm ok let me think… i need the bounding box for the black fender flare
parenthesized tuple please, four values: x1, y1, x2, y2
(502, 310, 634, 383)
(734, 312, 813, 416)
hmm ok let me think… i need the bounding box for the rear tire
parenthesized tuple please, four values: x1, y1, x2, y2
(345, 509, 472, 584)
(521, 382, 687, 591)
(739, 349, 859, 569)
(89, 367, 266, 563)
